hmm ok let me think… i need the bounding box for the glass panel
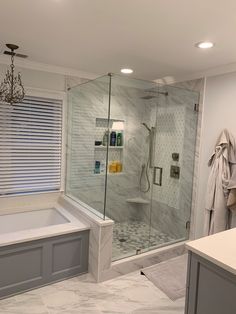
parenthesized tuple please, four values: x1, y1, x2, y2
(149, 85, 199, 249)
(106, 74, 158, 260)
(65, 72, 199, 260)
(66, 75, 110, 219)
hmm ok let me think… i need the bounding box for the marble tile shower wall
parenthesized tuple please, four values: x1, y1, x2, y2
(67, 80, 151, 222)
(154, 105, 185, 207)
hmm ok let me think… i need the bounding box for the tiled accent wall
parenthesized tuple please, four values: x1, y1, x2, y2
(153, 104, 185, 208)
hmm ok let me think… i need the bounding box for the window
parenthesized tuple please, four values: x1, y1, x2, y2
(0, 96, 62, 195)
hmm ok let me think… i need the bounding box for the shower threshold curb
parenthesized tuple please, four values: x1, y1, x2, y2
(99, 240, 186, 282)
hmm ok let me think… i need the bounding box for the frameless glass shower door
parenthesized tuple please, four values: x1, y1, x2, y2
(107, 77, 199, 260)
(106, 75, 157, 260)
(149, 85, 199, 249)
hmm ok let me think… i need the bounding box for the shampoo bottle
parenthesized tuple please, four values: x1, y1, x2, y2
(94, 161, 100, 174)
(110, 131, 116, 146)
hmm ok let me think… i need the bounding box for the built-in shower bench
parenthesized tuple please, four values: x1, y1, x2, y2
(126, 197, 150, 204)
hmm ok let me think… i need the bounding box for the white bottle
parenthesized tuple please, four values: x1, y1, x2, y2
(100, 160, 106, 173)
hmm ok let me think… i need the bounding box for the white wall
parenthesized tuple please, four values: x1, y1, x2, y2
(195, 71, 236, 238)
(0, 64, 66, 91)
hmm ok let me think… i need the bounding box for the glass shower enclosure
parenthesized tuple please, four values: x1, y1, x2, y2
(66, 74, 199, 261)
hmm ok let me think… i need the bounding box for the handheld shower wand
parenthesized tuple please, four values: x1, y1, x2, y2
(140, 122, 156, 193)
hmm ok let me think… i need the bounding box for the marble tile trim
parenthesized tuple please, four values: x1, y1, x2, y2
(59, 195, 113, 227)
(99, 241, 186, 282)
(58, 196, 114, 282)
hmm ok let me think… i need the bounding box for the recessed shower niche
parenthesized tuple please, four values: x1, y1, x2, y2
(94, 118, 124, 175)
(66, 74, 199, 261)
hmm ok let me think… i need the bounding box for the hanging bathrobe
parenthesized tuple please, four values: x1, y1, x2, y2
(204, 129, 236, 235)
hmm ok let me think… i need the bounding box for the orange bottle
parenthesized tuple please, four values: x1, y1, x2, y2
(116, 161, 122, 172)
(109, 162, 117, 173)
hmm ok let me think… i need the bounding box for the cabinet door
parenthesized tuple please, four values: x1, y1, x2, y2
(186, 253, 236, 314)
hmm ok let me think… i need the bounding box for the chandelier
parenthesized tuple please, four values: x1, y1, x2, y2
(0, 44, 25, 105)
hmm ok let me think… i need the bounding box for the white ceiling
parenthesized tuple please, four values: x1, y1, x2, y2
(0, 0, 236, 81)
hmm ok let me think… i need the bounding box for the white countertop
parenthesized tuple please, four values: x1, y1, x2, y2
(186, 228, 236, 276)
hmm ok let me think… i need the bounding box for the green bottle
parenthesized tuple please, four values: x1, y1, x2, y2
(116, 132, 123, 146)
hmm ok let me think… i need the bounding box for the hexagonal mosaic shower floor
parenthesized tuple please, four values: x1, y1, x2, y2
(112, 221, 176, 261)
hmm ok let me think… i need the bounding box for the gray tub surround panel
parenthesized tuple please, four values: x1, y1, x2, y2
(58, 196, 113, 282)
(0, 231, 89, 299)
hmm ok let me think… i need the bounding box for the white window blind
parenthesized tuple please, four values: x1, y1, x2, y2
(0, 96, 62, 195)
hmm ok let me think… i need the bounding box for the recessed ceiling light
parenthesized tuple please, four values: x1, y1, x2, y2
(195, 41, 214, 49)
(121, 68, 133, 74)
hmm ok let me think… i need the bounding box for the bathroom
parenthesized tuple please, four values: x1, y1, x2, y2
(0, 1, 236, 314)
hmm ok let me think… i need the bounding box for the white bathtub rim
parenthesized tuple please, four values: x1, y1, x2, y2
(0, 206, 90, 248)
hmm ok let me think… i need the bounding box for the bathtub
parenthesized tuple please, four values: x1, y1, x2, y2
(0, 206, 90, 299)
(0, 208, 69, 234)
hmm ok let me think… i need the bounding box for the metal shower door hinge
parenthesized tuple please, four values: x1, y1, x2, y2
(194, 103, 199, 112)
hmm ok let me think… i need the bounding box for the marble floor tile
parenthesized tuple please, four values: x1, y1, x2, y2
(0, 294, 48, 314)
(0, 271, 185, 314)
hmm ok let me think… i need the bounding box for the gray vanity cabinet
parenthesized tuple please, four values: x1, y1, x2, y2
(185, 252, 236, 314)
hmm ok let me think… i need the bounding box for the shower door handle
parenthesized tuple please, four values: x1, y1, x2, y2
(153, 167, 162, 186)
